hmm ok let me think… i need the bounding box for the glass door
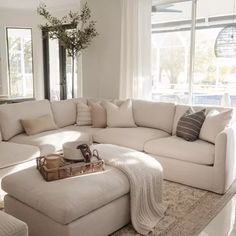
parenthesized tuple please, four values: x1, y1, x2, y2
(42, 27, 77, 101)
(48, 38, 60, 100)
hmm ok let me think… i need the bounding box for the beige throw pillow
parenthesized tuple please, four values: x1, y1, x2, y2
(199, 109, 233, 144)
(21, 115, 57, 136)
(89, 102, 107, 128)
(105, 99, 136, 128)
(76, 102, 92, 126)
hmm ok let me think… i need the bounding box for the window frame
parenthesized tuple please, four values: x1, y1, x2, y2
(6, 27, 35, 98)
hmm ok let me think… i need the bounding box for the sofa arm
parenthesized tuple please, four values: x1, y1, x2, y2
(214, 125, 236, 193)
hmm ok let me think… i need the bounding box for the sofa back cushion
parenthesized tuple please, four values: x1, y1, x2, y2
(0, 100, 54, 140)
(132, 100, 176, 133)
(50, 99, 83, 128)
(172, 105, 233, 141)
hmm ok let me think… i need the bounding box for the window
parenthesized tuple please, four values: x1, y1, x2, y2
(6, 28, 34, 98)
(193, 0, 236, 107)
(43, 26, 78, 101)
(152, 1, 192, 103)
(151, 0, 236, 107)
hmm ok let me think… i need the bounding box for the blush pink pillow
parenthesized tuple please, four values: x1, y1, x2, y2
(89, 102, 107, 128)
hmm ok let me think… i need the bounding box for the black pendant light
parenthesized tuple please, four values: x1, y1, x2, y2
(214, 0, 236, 57)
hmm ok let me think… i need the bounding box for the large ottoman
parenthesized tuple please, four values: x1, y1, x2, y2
(2, 165, 130, 236)
(0, 211, 28, 236)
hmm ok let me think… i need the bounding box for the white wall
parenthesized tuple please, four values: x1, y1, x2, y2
(0, 8, 44, 99)
(0, 1, 121, 100)
(81, 0, 122, 99)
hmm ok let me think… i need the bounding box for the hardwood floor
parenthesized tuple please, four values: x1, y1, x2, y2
(199, 196, 236, 236)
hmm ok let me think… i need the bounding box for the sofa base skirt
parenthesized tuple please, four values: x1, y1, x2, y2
(4, 194, 130, 236)
(151, 154, 225, 194)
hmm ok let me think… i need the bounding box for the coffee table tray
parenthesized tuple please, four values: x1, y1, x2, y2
(36, 151, 105, 182)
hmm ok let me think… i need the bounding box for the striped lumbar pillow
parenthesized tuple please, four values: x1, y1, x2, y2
(176, 108, 206, 141)
(76, 102, 92, 126)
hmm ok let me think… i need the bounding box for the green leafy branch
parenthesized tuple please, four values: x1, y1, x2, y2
(37, 2, 98, 58)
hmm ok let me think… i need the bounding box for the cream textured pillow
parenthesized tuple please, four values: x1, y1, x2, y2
(76, 102, 92, 126)
(21, 115, 57, 136)
(89, 102, 107, 128)
(199, 109, 233, 144)
(105, 99, 136, 128)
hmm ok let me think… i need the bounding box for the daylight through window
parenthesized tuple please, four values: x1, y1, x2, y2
(151, 0, 236, 107)
(7, 28, 34, 98)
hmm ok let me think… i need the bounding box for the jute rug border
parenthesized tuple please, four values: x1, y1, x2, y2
(163, 183, 236, 236)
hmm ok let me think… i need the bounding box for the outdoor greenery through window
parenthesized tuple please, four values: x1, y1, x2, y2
(151, 0, 236, 107)
(7, 28, 34, 98)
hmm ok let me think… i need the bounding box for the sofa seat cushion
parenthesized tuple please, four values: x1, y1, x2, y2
(93, 127, 170, 151)
(144, 136, 215, 165)
(2, 166, 129, 225)
(65, 125, 103, 138)
(10, 127, 92, 156)
(0, 142, 39, 169)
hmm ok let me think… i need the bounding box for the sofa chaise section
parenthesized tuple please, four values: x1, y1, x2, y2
(0, 142, 39, 169)
(0, 132, 39, 199)
(2, 165, 130, 236)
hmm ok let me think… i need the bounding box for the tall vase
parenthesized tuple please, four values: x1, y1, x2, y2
(71, 55, 75, 98)
(221, 92, 231, 107)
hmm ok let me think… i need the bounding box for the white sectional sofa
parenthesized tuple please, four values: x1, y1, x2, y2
(0, 98, 235, 195)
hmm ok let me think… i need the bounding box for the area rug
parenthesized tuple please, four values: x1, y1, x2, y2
(112, 180, 236, 236)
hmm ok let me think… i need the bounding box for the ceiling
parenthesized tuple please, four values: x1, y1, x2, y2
(0, 0, 80, 11)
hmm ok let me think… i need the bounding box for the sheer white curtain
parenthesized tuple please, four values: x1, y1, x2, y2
(119, 0, 152, 100)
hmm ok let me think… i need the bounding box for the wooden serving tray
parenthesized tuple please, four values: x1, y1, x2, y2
(36, 151, 105, 181)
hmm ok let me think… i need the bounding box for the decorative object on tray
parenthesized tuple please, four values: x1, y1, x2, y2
(44, 154, 61, 169)
(37, 144, 104, 181)
(0, 200, 4, 210)
(63, 141, 92, 161)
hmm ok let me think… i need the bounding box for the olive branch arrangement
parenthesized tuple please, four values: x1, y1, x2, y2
(37, 3, 98, 98)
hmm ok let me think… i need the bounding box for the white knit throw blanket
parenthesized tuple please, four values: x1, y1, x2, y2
(92, 144, 167, 235)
